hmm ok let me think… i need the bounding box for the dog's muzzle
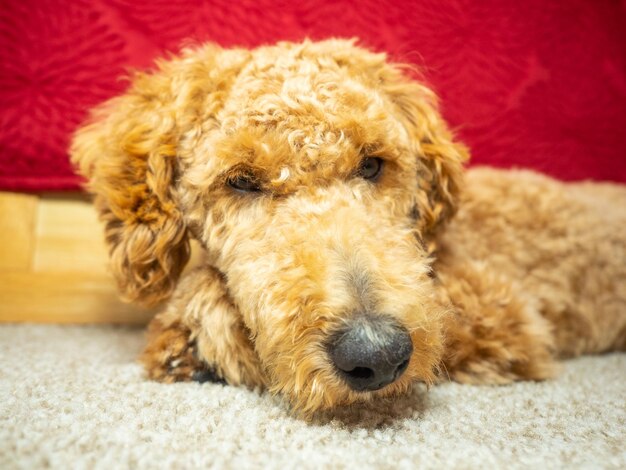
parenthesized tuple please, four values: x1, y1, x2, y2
(328, 315, 413, 392)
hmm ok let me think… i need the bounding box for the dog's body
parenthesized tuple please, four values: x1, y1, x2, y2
(71, 39, 626, 416)
(438, 168, 625, 381)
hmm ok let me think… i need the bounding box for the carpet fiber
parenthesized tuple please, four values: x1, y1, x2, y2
(1, 325, 624, 469)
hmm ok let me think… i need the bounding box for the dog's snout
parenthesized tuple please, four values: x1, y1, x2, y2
(328, 315, 413, 392)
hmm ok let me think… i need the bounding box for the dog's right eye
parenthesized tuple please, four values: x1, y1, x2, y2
(227, 175, 262, 193)
(358, 157, 384, 181)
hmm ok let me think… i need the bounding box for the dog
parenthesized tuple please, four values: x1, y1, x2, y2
(71, 39, 626, 417)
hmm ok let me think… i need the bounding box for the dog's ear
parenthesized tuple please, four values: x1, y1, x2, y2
(381, 66, 469, 245)
(71, 70, 189, 306)
(71, 44, 244, 306)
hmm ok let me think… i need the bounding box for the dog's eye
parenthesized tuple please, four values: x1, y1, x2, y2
(227, 175, 261, 193)
(358, 157, 383, 181)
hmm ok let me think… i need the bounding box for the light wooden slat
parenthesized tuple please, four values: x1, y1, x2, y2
(34, 194, 109, 273)
(0, 191, 206, 324)
(0, 271, 156, 324)
(0, 192, 38, 270)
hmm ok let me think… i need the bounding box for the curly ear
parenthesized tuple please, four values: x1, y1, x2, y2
(381, 66, 469, 245)
(71, 71, 189, 306)
(72, 44, 250, 306)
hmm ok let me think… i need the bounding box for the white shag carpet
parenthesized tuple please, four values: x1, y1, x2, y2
(1, 325, 624, 469)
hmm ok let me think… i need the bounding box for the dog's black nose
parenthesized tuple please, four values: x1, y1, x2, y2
(328, 315, 413, 392)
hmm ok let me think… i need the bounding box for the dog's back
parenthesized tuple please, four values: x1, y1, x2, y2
(439, 167, 626, 356)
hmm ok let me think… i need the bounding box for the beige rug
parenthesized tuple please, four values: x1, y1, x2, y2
(1, 325, 624, 469)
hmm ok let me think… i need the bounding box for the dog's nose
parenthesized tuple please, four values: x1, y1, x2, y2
(328, 315, 413, 392)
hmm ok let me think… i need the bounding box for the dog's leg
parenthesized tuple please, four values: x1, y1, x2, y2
(140, 266, 265, 388)
(437, 261, 557, 384)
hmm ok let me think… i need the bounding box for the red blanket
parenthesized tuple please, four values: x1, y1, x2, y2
(1, 0, 625, 191)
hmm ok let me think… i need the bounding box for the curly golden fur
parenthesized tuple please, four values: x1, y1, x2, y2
(71, 39, 626, 417)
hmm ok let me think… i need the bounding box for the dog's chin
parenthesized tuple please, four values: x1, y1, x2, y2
(262, 328, 443, 418)
(272, 364, 427, 419)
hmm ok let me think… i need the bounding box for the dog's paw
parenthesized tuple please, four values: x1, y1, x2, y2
(140, 317, 224, 384)
(442, 307, 558, 385)
(444, 342, 557, 385)
(438, 262, 558, 385)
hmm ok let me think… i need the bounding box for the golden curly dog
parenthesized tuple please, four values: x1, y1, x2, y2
(71, 39, 626, 416)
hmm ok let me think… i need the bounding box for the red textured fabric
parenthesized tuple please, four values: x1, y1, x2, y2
(1, 0, 625, 191)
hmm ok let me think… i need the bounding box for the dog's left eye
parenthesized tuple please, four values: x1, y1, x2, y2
(227, 175, 262, 193)
(358, 157, 384, 181)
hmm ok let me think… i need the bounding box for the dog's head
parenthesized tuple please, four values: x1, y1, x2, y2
(72, 39, 468, 414)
